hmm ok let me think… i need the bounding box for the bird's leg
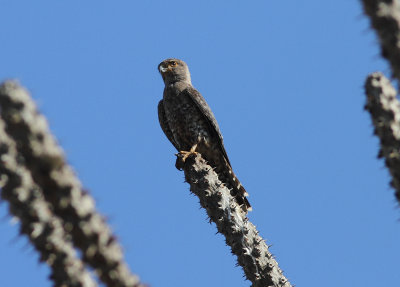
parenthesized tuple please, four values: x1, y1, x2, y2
(175, 144, 199, 170)
(180, 144, 199, 162)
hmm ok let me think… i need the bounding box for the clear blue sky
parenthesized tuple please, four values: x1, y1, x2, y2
(0, 1, 398, 286)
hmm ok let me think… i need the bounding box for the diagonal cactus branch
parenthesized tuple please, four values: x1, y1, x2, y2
(0, 81, 144, 287)
(177, 152, 292, 287)
(361, 0, 400, 83)
(0, 119, 97, 287)
(365, 72, 400, 206)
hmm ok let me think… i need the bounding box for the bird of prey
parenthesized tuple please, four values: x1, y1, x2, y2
(157, 58, 251, 212)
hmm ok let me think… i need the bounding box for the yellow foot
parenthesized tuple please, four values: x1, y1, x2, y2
(175, 144, 199, 170)
(179, 150, 199, 162)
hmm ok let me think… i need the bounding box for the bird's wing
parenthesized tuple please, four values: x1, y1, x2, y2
(158, 99, 180, 151)
(181, 86, 231, 166)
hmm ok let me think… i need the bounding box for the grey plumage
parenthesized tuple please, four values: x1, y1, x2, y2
(157, 58, 251, 212)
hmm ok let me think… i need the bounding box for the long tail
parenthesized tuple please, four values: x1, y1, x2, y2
(217, 157, 252, 213)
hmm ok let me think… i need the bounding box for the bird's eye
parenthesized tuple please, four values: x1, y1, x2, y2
(170, 61, 177, 66)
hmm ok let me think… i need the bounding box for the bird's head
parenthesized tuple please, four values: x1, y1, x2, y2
(158, 58, 191, 85)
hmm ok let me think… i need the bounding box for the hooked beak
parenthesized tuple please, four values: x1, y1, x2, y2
(159, 65, 170, 73)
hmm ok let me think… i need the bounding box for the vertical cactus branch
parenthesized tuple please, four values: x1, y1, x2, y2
(0, 81, 143, 287)
(0, 119, 97, 287)
(361, 0, 400, 82)
(177, 153, 292, 287)
(365, 72, 400, 205)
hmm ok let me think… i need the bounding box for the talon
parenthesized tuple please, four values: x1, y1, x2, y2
(175, 144, 199, 170)
(179, 150, 198, 162)
(179, 144, 199, 162)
